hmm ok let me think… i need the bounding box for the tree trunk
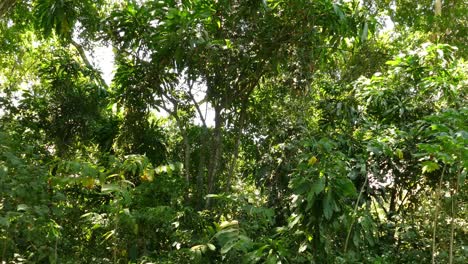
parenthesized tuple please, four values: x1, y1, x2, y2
(0, 0, 16, 18)
(169, 113, 191, 186)
(449, 173, 459, 264)
(182, 131, 191, 185)
(205, 105, 223, 208)
(434, 0, 442, 16)
(432, 165, 446, 264)
(196, 127, 208, 209)
(225, 101, 247, 192)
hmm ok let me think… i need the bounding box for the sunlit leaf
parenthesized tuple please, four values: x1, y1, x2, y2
(207, 243, 216, 251)
(421, 161, 440, 174)
(17, 204, 29, 212)
(101, 183, 122, 193)
(308, 156, 318, 166)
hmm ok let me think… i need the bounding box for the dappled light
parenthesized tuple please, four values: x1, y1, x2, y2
(0, 0, 466, 263)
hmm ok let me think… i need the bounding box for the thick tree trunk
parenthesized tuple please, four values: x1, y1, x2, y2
(182, 132, 191, 184)
(173, 119, 191, 187)
(434, 0, 442, 16)
(205, 105, 223, 208)
(225, 102, 247, 192)
(196, 125, 209, 209)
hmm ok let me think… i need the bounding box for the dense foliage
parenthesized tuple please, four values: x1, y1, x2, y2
(0, 0, 466, 263)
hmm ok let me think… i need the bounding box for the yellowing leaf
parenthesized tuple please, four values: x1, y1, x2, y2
(308, 156, 318, 166)
(219, 220, 238, 229)
(82, 177, 95, 189)
(207, 243, 216, 251)
(190, 244, 207, 254)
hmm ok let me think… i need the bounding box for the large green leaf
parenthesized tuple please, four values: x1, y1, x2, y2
(322, 191, 334, 220)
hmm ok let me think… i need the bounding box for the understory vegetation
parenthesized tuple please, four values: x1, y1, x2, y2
(0, 0, 466, 263)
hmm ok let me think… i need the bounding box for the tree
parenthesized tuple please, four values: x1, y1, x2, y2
(0, 0, 466, 263)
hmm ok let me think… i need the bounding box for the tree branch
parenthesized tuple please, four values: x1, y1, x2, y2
(187, 81, 207, 128)
(344, 174, 368, 252)
(70, 39, 109, 89)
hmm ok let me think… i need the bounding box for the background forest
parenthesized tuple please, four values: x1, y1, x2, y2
(0, 0, 467, 263)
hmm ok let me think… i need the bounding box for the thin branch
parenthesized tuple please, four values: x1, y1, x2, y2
(160, 94, 191, 185)
(187, 82, 207, 128)
(344, 174, 368, 252)
(70, 39, 109, 89)
(449, 167, 462, 264)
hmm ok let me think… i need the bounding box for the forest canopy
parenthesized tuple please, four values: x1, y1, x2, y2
(0, 0, 466, 263)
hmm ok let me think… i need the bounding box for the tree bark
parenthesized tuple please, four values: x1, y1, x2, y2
(432, 165, 446, 264)
(434, 0, 442, 16)
(182, 131, 191, 184)
(196, 133, 207, 209)
(449, 170, 460, 264)
(0, 0, 16, 18)
(160, 98, 191, 185)
(70, 39, 109, 89)
(225, 101, 247, 192)
(205, 104, 223, 208)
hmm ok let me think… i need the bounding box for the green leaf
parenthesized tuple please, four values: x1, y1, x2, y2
(305, 191, 316, 212)
(422, 161, 440, 174)
(220, 238, 238, 254)
(311, 178, 325, 195)
(353, 229, 361, 247)
(101, 184, 122, 193)
(333, 3, 345, 21)
(336, 178, 357, 197)
(323, 191, 334, 220)
(395, 149, 404, 159)
(17, 204, 29, 212)
(294, 178, 311, 194)
(214, 228, 239, 239)
(361, 22, 368, 42)
(265, 254, 278, 264)
(0, 217, 9, 227)
(459, 169, 466, 186)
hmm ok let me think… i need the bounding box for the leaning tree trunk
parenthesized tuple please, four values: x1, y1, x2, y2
(0, 0, 16, 18)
